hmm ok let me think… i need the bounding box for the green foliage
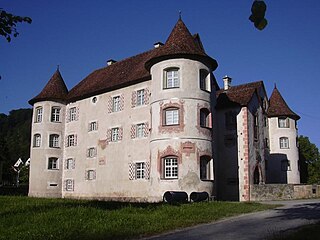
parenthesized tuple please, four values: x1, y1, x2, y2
(0, 109, 32, 184)
(249, 0, 268, 30)
(0, 196, 276, 240)
(0, 8, 32, 42)
(298, 136, 320, 184)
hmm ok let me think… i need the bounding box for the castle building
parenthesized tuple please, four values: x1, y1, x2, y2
(28, 19, 300, 201)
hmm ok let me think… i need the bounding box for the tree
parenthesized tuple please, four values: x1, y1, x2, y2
(298, 136, 320, 184)
(249, 0, 268, 30)
(0, 109, 32, 184)
(0, 8, 32, 42)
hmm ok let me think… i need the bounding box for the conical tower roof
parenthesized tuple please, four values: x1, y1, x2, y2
(29, 69, 68, 105)
(145, 19, 217, 71)
(267, 86, 300, 120)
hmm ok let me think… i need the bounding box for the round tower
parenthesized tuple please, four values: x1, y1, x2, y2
(267, 85, 300, 184)
(28, 69, 68, 197)
(145, 19, 218, 201)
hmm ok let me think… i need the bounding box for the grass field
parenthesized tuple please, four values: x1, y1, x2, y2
(0, 196, 276, 240)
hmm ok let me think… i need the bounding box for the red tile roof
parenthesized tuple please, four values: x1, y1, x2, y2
(30, 19, 218, 104)
(216, 81, 263, 108)
(267, 86, 300, 120)
(29, 70, 68, 105)
(145, 19, 218, 71)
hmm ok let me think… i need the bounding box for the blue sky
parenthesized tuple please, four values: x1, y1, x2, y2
(1, 0, 320, 148)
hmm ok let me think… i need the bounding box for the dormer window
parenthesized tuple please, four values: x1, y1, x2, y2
(164, 68, 179, 89)
(278, 117, 290, 128)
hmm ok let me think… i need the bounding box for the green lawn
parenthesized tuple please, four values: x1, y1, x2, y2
(0, 196, 276, 240)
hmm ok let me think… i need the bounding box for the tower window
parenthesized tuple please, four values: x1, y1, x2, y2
(33, 134, 41, 147)
(164, 108, 179, 125)
(35, 107, 43, 123)
(164, 68, 179, 89)
(278, 117, 290, 128)
(51, 107, 61, 122)
(280, 137, 289, 149)
(49, 134, 60, 148)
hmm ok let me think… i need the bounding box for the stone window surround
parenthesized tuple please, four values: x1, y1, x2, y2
(196, 103, 212, 136)
(157, 145, 182, 179)
(159, 100, 185, 134)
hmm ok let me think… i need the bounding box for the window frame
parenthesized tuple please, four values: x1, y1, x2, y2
(164, 108, 179, 126)
(136, 123, 145, 138)
(199, 69, 210, 92)
(111, 127, 119, 142)
(49, 134, 60, 148)
(278, 117, 290, 128)
(280, 137, 289, 149)
(88, 121, 98, 132)
(136, 89, 145, 106)
(69, 107, 77, 122)
(163, 156, 178, 179)
(112, 96, 121, 112)
(66, 158, 74, 170)
(135, 162, 145, 179)
(87, 147, 96, 158)
(67, 134, 76, 147)
(33, 133, 41, 147)
(65, 179, 74, 191)
(164, 68, 180, 89)
(200, 156, 214, 181)
(86, 170, 96, 180)
(200, 108, 211, 128)
(35, 107, 43, 123)
(51, 107, 61, 122)
(48, 157, 59, 170)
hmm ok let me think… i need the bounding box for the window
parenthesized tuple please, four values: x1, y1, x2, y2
(69, 107, 77, 121)
(164, 68, 179, 89)
(66, 158, 75, 170)
(281, 160, 291, 171)
(67, 134, 76, 147)
(51, 107, 61, 122)
(280, 137, 289, 149)
(200, 108, 211, 128)
(86, 170, 96, 180)
(87, 147, 96, 158)
(112, 96, 120, 112)
(137, 89, 145, 106)
(164, 108, 179, 125)
(136, 162, 145, 179)
(49, 134, 59, 148)
(278, 117, 289, 128)
(199, 69, 210, 91)
(163, 157, 178, 179)
(111, 128, 119, 142)
(89, 121, 98, 132)
(33, 134, 41, 147)
(254, 114, 258, 140)
(35, 107, 43, 123)
(48, 157, 58, 170)
(200, 156, 214, 181)
(225, 111, 236, 130)
(65, 179, 74, 191)
(136, 123, 145, 138)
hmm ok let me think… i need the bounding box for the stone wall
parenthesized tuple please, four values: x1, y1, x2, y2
(250, 184, 320, 201)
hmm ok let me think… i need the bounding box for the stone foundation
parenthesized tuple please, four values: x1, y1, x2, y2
(250, 184, 320, 201)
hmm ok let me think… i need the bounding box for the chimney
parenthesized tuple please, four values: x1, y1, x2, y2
(107, 59, 117, 66)
(223, 75, 232, 90)
(154, 42, 164, 48)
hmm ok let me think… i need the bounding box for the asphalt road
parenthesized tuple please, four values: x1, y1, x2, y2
(143, 199, 320, 240)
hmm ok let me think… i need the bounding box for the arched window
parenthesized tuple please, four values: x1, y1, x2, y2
(35, 107, 43, 123)
(49, 134, 60, 148)
(200, 156, 214, 181)
(164, 107, 179, 126)
(164, 68, 179, 89)
(33, 134, 41, 147)
(279, 137, 289, 149)
(200, 108, 211, 128)
(162, 156, 178, 179)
